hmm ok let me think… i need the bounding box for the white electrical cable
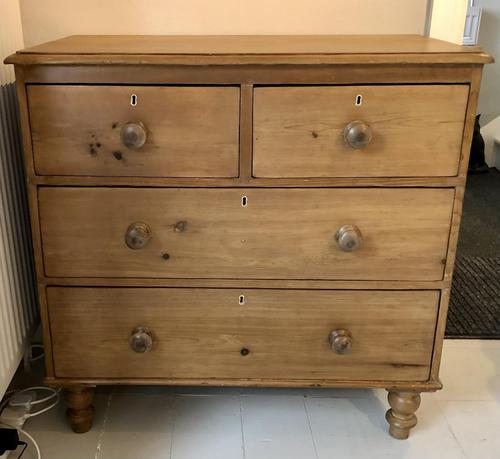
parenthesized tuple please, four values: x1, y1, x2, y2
(0, 421, 41, 459)
(31, 388, 59, 406)
(1, 386, 61, 421)
(16, 427, 41, 459)
(0, 389, 17, 412)
(0, 398, 10, 415)
(9, 387, 59, 406)
(26, 391, 60, 418)
(29, 344, 45, 362)
(0, 347, 49, 458)
(30, 345, 44, 351)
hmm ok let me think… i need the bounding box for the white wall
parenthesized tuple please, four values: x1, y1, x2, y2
(429, 0, 468, 44)
(0, 0, 24, 84)
(474, 0, 500, 124)
(19, 0, 429, 48)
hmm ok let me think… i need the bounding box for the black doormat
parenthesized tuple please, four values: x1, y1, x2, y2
(446, 256, 500, 339)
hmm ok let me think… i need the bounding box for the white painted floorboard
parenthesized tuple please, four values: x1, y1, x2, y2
(11, 339, 500, 459)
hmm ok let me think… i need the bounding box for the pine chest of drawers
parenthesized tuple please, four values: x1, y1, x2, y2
(6, 35, 491, 439)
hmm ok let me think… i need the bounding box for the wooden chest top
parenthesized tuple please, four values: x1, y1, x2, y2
(6, 34, 492, 65)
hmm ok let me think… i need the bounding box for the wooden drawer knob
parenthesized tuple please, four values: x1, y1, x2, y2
(334, 225, 363, 252)
(329, 329, 353, 355)
(343, 120, 372, 149)
(125, 222, 151, 250)
(120, 121, 147, 150)
(129, 326, 154, 353)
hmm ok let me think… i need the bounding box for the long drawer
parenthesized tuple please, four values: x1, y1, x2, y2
(39, 187, 454, 280)
(48, 287, 439, 381)
(253, 85, 469, 178)
(28, 85, 240, 177)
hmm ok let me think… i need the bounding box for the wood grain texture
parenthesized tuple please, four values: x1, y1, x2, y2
(386, 391, 421, 439)
(14, 35, 485, 55)
(457, 67, 484, 177)
(37, 285, 55, 377)
(6, 36, 492, 410)
(6, 52, 492, 67)
(20, 64, 482, 87)
(27, 85, 240, 177)
(239, 84, 253, 183)
(444, 186, 464, 283)
(48, 287, 439, 381)
(44, 377, 442, 392)
(430, 288, 450, 381)
(39, 187, 454, 281)
(37, 277, 449, 290)
(63, 386, 95, 433)
(429, 184, 466, 380)
(5, 35, 492, 65)
(254, 85, 469, 178)
(30, 175, 465, 188)
(13, 68, 36, 179)
(12, 69, 48, 288)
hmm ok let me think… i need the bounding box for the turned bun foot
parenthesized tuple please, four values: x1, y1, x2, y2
(63, 386, 95, 433)
(385, 390, 421, 439)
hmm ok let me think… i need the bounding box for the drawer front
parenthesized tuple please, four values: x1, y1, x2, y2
(48, 288, 438, 381)
(39, 187, 454, 281)
(253, 85, 469, 178)
(28, 85, 240, 177)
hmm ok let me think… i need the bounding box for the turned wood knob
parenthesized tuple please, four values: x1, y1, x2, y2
(129, 326, 154, 353)
(125, 222, 151, 250)
(334, 225, 363, 252)
(343, 120, 372, 149)
(329, 329, 353, 354)
(120, 121, 147, 150)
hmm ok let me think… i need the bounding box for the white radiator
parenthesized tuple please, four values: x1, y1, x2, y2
(0, 0, 39, 398)
(0, 82, 39, 399)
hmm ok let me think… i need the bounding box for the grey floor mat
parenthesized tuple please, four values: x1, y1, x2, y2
(446, 256, 500, 338)
(446, 168, 500, 338)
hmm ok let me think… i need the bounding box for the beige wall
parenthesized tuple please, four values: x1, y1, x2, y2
(429, 0, 468, 44)
(1, 0, 24, 83)
(19, 0, 429, 47)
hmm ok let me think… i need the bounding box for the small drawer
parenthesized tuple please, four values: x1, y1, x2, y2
(253, 85, 469, 178)
(28, 85, 240, 177)
(48, 287, 438, 381)
(39, 187, 454, 281)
